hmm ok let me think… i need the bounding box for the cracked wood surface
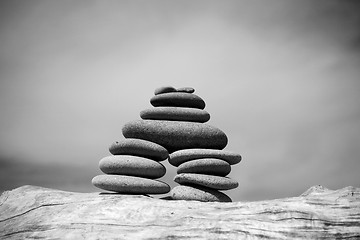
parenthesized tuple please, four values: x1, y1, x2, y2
(0, 185, 359, 239)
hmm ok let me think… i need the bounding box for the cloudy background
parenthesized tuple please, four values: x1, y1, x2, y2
(1, 0, 359, 201)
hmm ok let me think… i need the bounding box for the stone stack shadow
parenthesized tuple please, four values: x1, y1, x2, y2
(92, 86, 241, 202)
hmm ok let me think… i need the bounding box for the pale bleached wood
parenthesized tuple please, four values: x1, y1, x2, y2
(0, 185, 359, 239)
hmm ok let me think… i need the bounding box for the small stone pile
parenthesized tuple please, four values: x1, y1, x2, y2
(169, 148, 241, 202)
(92, 86, 241, 201)
(92, 139, 171, 195)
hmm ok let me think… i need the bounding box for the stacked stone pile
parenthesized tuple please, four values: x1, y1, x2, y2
(122, 86, 228, 152)
(92, 138, 171, 194)
(92, 86, 241, 201)
(169, 149, 241, 202)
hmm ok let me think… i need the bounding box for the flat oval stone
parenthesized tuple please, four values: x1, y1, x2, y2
(176, 87, 195, 93)
(109, 138, 168, 161)
(177, 158, 231, 176)
(169, 149, 241, 166)
(122, 120, 228, 153)
(174, 173, 238, 190)
(92, 175, 170, 194)
(154, 86, 177, 95)
(140, 107, 210, 123)
(170, 185, 232, 202)
(150, 92, 205, 109)
(99, 155, 166, 179)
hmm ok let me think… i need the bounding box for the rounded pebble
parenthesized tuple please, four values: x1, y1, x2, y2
(176, 87, 195, 93)
(122, 120, 228, 153)
(154, 86, 177, 95)
(92, 175, 170, 194)
(174, 173, 238, 190)
(170, 185, 232, 202)
(177, 158, 231, 176)
(99, 155, 166, 179)
(109, 138, 168, 161)
(169, 148, 241, 166)
(140, 107, 210, 123)
(150, 92, 205, 109)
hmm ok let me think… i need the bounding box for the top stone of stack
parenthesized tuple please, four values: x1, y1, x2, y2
(122, 86, 228, 153)
(154, 86, 195, 95)
(151, 91, 205, 109)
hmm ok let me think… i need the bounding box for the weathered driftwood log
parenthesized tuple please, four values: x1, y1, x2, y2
(0, 185, 359, 239)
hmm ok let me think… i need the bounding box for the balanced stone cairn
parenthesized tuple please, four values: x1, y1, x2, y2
(169, 148, 241, 202)
(92, 138, 171, 194)
(92, 86, 241, 201)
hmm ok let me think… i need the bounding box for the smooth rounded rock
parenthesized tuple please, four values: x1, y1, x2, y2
(140, 107, 210, 123)
(170, 185, 232, 202)
(154, 86, 177, 95)
(174, 173, 238, 190)
(109, 138, 168, 161)
(176, 87, 195, 93)
(122, 120, 228, 153)
(150, 92, 205, 109)
(92, 175, 170, 194)
(169, 148, 241, 166)
(177, 158, 231, 176)
(99, 155, 166, 179)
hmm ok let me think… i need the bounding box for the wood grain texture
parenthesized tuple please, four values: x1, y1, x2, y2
(0, 185, 359, 239)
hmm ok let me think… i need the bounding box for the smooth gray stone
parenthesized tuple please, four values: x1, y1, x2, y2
(174, 173, 238, 190)
(170, 185, 232, 202)
(150, 92, 206, 109)
(176, 87, 195, 93)
(109, 138, 168, 161)
(92, 175, 170, 194)
(99, 155, 166, 179)
(177, 158, 231, 176)
(154, 86, 177, 95)
(122, 120, 228, 153)
(140, 107, 210, 123)
(169, 148, 241, 166)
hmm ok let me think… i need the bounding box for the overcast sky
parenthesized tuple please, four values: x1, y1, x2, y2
(0, 0, 359, 201)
